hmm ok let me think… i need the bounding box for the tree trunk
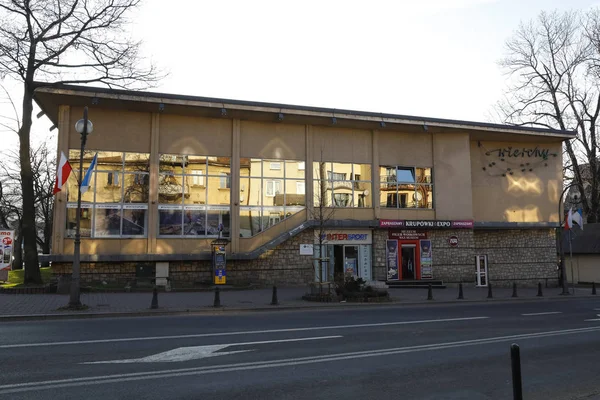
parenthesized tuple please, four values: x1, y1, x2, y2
(19, 85, 41, 284)
(13, 230, 23, 270)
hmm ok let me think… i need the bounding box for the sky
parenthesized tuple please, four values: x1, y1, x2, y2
(2, 0, 600, 151)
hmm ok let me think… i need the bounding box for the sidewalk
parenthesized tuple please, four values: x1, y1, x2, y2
(0, 285, 595, 321)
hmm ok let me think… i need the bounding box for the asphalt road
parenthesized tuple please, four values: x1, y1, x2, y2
(0, 298, 599, 399)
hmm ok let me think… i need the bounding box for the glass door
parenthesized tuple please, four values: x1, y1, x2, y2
(343, 245, 358, 276)
(476, 255, 488, 287)
(401, 244, 416, 280)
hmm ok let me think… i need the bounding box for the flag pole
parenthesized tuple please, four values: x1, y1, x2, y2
(569, 228, 574, 295)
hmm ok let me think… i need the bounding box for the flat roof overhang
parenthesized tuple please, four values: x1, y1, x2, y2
(33, 83, 576, 142)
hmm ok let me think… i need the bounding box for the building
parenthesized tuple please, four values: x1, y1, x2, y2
(34, 84, 574, 287)
(560, 224, 600, 284)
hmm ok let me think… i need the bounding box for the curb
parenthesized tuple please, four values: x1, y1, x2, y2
(0, 293, 593, 322)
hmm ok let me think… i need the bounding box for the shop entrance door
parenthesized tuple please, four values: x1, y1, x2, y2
(401, 244, 417, 280)
(343, 245, 358, 276)
(476, 255, 488, 287)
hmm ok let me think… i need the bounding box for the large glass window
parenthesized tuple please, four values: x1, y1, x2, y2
(65, 151, 149, 238)
(313, 162, 372, 208)
(380, 166, 433, 208)
(158, 154, 231, 237)
(239, 158, 306, 237)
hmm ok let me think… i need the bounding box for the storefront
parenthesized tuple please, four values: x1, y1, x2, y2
(381, 220, 473, 282)
(314, 230, 372, 282)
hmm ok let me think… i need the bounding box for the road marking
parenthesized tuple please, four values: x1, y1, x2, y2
(521, 312, 562, 316)
(0, 316, 488, 349)
(1, 325, 599, 394)
(83, 336, 342, 364)
(585, 314, 600, 321)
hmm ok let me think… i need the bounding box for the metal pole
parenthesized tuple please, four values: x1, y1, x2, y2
(510, 344, 523, 400)
(69, 107, 89, 308)
(569, 228, 574, 295)
(558, 183, 575, 295)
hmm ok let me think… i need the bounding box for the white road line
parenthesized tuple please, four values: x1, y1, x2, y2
(584, 319, 600, 321)
(521, 312, 563, 316)
(83, 336, 342, 364)
(0, 316, 489, 349)
(1, 325, 600, 394)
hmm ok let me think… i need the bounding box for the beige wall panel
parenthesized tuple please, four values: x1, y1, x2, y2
(69, 107, 151, 153)
(180, 239, 214, 253)
(379, 209, 436, 221)
(378, 131, 433, 166)
(120, 239, 148, 254)
(312, 127, 371, 163)
(471, 141, 562, 223)
(159, 115, 233, 156)
(434, 133, 473, 220)
(239, 234, 264, 254)
(240, 121, 305, 160)
(156, 239, 183, 255)
(64, 239, 121, 255)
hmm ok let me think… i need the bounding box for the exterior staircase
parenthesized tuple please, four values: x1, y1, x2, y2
(386, 280, 446, 289)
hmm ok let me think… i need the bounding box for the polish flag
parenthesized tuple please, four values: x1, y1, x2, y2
(53, 151, 72, 195)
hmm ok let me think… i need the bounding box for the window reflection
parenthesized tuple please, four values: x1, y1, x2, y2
(380, 166, 433, 209)
(312, 162, 372, 208)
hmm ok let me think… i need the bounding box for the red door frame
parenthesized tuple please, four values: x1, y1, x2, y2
(398, 240, 421, 280)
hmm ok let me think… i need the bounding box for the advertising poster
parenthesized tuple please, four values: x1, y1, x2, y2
(420, 239, 433, 279)
(386, 239, 399, 280)
(0, 230, 14, 271)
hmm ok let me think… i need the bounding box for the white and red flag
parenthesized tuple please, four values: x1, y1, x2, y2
(53, 151, 73, 195)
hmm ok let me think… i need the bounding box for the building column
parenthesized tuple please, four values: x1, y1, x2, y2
(372, 129, 380, 219)
(147, 113, 160, 253)
(231, 119, 241, 253)
(52, 105, 71, 255)
(306, 125, 314, 216)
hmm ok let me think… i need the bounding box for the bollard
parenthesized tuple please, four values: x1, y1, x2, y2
(457, 283, 464, 300)
(487, 283, 493, 299)
(593, 282, 597, 296)
(510, 343, 523, 400)
(150, 287, 158, 309)
(271, 285, 279, 305)
(213, 286, 221, 308)
(512, 282, 518, 298)
(537, 282, 543, 297)
(427, 284, 433, 301)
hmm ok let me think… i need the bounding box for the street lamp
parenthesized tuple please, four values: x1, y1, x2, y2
(69, 107, 93, 308)
(557, 181, 579, 295)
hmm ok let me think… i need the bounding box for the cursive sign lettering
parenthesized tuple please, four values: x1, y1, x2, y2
(485, 146, 555, 159)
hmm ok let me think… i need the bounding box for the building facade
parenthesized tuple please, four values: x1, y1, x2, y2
(34, 84, 574, 287)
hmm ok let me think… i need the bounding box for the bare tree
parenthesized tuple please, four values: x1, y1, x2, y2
(0, 0, 162, 284)
(0, 141, 56, 270)
(310, 159, 335, 284)
(498, 9, 600, 222)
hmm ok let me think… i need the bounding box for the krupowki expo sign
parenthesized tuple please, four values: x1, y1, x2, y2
(379, 219, 474, 229)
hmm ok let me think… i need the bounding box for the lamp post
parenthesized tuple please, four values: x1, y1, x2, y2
(557, 181, 579, 295)
(69, 107, 93, 308)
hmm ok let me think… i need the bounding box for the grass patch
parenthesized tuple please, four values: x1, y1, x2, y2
(0, 267, 53, 288)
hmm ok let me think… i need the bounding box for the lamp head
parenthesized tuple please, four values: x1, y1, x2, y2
(75, 119, 93, 135)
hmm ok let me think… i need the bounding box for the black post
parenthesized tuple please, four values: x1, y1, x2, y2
(487, 283, 493, 299)
(510, 344, 523, 400)
(271, 285, 279, 305)
(457, 283, 464, 300)
(512, 282, 518, 298)
(537, 282, 543, 297)
(593, 282, 597, 295)
(150, 287, 158, 309)
(213, 286, 221, 307)
(427, 284, 433, 301)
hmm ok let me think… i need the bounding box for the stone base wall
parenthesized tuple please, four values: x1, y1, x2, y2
(52, 230, 315, 287)
(51, 228, 559, 288)
(373, 228, 558, 287)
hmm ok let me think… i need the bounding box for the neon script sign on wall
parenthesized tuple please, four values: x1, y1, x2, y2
(485, 146, 557, 160)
